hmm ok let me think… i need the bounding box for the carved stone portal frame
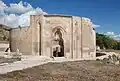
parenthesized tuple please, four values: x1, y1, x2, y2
(51, 26, 66, 57)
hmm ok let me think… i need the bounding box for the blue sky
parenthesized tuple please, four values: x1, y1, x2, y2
(1, 0, 120, 38)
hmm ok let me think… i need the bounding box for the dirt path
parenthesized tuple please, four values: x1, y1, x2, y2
(0, 60, 120, 81)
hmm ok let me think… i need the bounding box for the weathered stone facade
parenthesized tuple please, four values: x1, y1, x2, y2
(10, 14, 96, 59)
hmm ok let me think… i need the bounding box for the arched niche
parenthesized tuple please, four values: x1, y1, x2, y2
(51, 26, 66, 57)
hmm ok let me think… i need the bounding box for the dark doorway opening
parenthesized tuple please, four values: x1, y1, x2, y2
(53, 29, 64, 57)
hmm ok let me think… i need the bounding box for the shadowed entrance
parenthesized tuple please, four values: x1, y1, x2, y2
(52, 28, 64, 57)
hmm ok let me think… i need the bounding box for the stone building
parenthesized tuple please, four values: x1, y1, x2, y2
(9, 14, 96, 59)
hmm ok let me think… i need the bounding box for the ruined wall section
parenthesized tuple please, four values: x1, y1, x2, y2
(91, 29, 96, 58)
(81, 17, 96, 59)
(10, 27, 32, 54)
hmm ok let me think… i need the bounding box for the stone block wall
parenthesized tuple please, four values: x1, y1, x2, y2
(10, 14, 96, 59)
(10, 27, 32, 55)
(81, 17, 96, 59)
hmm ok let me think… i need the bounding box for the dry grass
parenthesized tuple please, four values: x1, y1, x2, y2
(0, 60, 120, 81)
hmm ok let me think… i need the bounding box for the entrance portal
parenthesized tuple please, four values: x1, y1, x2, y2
(52, 28, 64, 57)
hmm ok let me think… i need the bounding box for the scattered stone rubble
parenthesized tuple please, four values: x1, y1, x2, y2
(97, 52, 120, 65)
(3, 49, 22, 62)
(0, 49, 22, 67)
(11, 49, 22, 60)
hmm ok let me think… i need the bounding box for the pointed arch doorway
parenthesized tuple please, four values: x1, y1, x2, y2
(52, 28, 64, 57)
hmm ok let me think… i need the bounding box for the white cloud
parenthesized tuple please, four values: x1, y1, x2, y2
(0, 14, 19, 27)
(6, 1, 33, 13)
(105, 32, 114, 36)
(0, 1, 47, 27)
(0, 0, 7, 9)
(104, 32, 120, 39)
(18, 8, 47, 27)
(0, 0, 7, 14)
(92, 24, 100, 28)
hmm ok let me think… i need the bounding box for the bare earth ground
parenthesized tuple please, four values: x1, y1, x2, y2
(0, 57, 20, 64)
(0, 57, 14, 64)
(0, 60, 120, 81)
(104, 49, 120, 54)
